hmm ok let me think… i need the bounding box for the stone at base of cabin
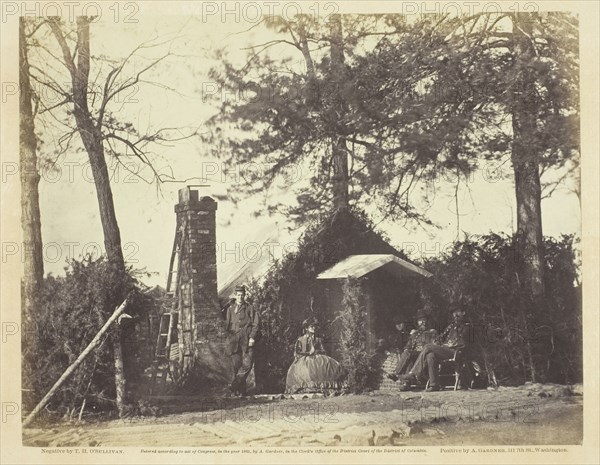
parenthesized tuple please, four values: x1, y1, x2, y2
(376, 352, 401, 391)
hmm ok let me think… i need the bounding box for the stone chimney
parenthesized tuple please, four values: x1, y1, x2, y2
(175, 187, 229, 383)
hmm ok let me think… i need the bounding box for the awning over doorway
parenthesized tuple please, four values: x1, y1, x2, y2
(316, 254, 432, 280)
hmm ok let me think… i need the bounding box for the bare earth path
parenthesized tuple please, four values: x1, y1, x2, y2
(23, 383, 583, 447)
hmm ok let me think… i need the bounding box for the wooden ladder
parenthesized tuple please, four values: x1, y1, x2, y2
(149, 216, 187, 394)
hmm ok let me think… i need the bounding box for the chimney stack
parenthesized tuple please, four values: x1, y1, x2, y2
(174, 187, 229, 384)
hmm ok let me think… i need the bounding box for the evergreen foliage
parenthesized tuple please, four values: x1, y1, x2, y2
(207, 13, 579, 223)
(421, 233, 581, 385)
(339, 278, 379, 392)
(23, 257, 157, 420)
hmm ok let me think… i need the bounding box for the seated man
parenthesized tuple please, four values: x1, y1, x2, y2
(398, 306, 471, 392)
(388, 309, 437, 381)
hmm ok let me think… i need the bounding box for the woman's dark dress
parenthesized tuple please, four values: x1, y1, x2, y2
(285, 334, 344, 393)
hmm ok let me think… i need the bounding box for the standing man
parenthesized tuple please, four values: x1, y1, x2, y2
(388, 308, 438, 381)
(225, 285, 260, 396)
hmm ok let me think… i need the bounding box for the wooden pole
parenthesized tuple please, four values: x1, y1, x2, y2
(78, 398, 86, 423)
(23, 298, 129, 428)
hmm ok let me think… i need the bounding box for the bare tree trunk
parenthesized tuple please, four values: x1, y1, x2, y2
(512, 152, 544, 297)
(290, 15, 348, 211)
(77, 133, 126, 269)
(329, 14, 350, 210)
(297, 16, 318, 108)
(48, 17, 127, 416)
(511, 14, 544, 298)
(112, 325, 126, 417)
(71, 18, 125, 269)
(19, 17, 44, 325)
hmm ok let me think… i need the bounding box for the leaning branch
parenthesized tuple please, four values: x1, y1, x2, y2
(23, 298, 129, 428)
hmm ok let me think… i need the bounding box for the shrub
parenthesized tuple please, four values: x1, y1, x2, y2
(420, 233, 581, 385)
(338, 278, 379, 392)
(22, 256, 156, 418)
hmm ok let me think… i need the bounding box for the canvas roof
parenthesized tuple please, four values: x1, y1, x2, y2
(217, 221, 283, 301)
(316, 254, 432, 280)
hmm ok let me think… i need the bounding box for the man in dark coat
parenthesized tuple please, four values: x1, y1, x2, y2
(399, 306, 471, 391)
(388, 309, 438, 381)
(225, 285, 260, 396)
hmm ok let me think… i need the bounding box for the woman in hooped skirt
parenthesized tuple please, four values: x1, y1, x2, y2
(285, 318, 345, 394)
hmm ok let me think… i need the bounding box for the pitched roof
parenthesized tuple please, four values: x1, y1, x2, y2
(217, 221, 281, 300)
(317, 254, 432, 280)
(219, 208, 427, 300)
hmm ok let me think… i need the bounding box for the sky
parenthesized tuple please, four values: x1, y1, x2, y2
(29, 13, 581, 290)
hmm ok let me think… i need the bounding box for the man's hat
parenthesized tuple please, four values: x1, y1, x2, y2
(234, 284, 246, 293)
(415, 308, 429, 321)
(302, 318, 318, 328)
(392, 314, 404, 325)
(449, 304, 466, 314)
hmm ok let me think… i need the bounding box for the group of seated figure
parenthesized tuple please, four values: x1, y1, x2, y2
(284, 307, 472, 394)
(385, 306, 471, 391)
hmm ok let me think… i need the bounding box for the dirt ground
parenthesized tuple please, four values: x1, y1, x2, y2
(22, 383, 583, 447)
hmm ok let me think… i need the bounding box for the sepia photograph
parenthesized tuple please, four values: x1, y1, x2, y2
(1, 1, 598, 464)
